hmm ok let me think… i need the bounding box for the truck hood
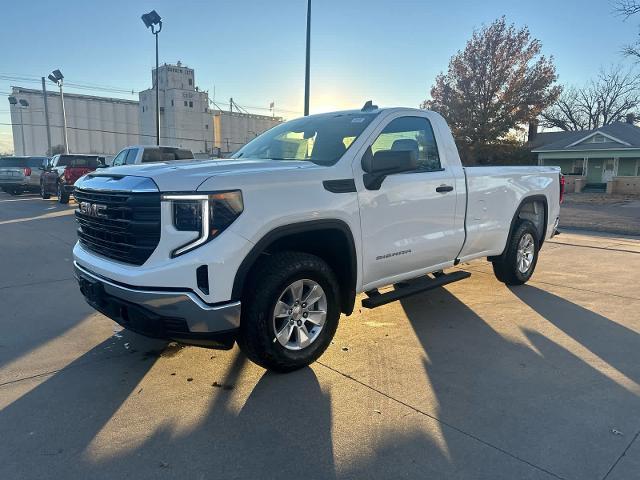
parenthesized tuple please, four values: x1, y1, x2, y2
(93, 159, 320, 191)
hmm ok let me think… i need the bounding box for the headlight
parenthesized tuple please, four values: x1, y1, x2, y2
(161, 191, 243, 257)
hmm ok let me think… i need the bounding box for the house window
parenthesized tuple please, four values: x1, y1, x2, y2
(592, 135, 606, 143)
(189, 101, 193, 108)
(184, 101, 188, 107)
(572, 159, 584, 175)
(188, 78, 193, 86)
(205, 124, 209, 129)
(171, 100, 174, 106)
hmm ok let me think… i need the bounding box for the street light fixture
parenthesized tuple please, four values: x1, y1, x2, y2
(141, 9, 162, 145)
(48, 69, 69, 153)
(8, 96, 29, 155)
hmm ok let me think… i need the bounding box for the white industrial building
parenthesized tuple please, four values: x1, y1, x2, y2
(213, 111, 281, 153)
(139, 62, 213, 153)
(9, 87, 139, 156)
(8, 62, 282, 156)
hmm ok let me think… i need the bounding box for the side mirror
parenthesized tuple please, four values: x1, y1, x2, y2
(362, 149, 418, 190)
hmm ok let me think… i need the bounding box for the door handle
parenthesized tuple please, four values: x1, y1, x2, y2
(436, 185, 454, 193)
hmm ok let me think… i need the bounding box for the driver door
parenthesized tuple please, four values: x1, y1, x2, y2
(356, 115, 464, 288)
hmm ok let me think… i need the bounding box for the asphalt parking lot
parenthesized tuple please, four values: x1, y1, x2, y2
(1, 192, 639, 480)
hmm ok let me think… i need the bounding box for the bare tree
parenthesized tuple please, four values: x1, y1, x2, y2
(541, 66, 640, 130)
(614, 1, 640, 58)
(423, 17, 560, 163)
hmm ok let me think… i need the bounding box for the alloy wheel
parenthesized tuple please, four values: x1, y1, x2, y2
(272, 279, 327, 351)
(516, 233, 535, 274)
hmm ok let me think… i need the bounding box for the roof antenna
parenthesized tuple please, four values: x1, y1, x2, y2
(361, 100, 378, 112)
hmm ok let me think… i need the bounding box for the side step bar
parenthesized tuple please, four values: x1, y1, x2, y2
(361, 270, 471, 309)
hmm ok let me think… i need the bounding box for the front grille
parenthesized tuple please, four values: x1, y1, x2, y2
(75, 188, 161, 265)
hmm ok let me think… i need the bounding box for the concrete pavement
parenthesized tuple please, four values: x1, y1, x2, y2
(0, 192, 639, 479)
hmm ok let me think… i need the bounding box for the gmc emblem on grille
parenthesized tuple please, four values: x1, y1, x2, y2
(79, 202, 107, 218)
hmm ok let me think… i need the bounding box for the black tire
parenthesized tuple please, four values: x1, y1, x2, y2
(40, 182, 51, 199)
(8, 187, 20, 196)
(492, 220, 540, 286)
(57, 183, 69, 204)
(237, 251, 341, 372)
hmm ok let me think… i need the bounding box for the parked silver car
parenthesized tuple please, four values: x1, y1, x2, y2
(0, 156, 49, 195)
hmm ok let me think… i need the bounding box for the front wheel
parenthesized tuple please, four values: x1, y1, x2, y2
(237, 251, 341, 372)
(57, 183, 69, 204)
(41, 182, 51, 199)
(492, 220, 540, 285)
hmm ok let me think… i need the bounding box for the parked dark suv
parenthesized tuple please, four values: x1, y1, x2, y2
(41, 154, 102, 203)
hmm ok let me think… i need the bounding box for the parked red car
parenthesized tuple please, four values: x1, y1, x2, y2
(41, 154, 102, 203)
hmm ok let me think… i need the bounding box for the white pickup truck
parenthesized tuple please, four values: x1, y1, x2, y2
(73, 104, 563, 372)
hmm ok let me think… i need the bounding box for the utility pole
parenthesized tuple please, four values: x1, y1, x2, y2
(155, 31, 160, 145)
(230, 97, 233, 113)
(41, 77, 52, 154)
(59, 83, 69, 153)
(304, 0, 311, 116)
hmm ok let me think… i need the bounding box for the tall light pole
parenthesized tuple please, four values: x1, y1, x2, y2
(8, 97, 29, 155)
(142, 10, 163, 145)
(48, 69, 69, 154)
(304, 0, 311, 116)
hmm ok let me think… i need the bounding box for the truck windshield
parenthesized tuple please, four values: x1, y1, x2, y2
(232, 111, 379, 165)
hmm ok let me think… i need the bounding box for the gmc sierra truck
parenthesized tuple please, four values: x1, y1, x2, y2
(73, 105, 563, 372)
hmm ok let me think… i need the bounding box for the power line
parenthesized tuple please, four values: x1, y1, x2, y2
(0, 121, 249, 146)
(0, 74, 139, 96)
(2, 73, 303, 116)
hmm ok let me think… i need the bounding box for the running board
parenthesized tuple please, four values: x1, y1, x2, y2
(361, 271, 471, 309)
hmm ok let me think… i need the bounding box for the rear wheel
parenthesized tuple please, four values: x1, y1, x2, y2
(492, 220, 540, 285)
(237, 251, 341, 372)
(57, 183, 69, 204)
(40, 182, 51, 199)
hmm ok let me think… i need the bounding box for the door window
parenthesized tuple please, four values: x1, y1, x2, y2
(370, 116, 441, 172)
(125, 148, 138, 164)
(112, 150, 127, 166)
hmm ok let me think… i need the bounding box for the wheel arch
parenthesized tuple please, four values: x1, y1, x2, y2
(492, 194, 549, 259)
(232, 219, 358, 315)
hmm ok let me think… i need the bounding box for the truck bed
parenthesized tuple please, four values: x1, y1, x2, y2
(458, 166, 561, 260)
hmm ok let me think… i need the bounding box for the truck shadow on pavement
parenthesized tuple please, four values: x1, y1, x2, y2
(0, 331, 339, 480)
(510, 285, 640, 384)
(398, 286, 640, 480)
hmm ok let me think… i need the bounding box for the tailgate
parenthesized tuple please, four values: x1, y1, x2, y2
(0, 168, 25, 181)
(66, 167, 93, 184)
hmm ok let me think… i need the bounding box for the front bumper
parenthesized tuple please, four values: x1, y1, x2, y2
(74, 262, 240, 349)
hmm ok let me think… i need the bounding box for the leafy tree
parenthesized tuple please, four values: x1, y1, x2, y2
(422, 17, 560, 164)
(541, 66, 640, 131)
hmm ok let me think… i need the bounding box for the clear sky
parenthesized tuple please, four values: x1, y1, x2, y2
(1, 0, 638, 152)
